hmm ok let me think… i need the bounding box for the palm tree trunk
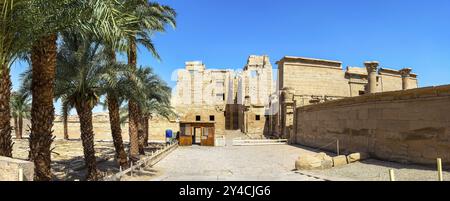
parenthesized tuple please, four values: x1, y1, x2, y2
(107, 93, 128, 168)
(75, 103, 98, 181)
(129, 101, 141, 159)
(14, 117, 19, 139)
(63, 116, 69, 140)
(63, 104, 69, 140)
(61, 102, 69, 140)
(137, 110, 145, 155)
(144, 116, 149, 147)
(29, 34, 57, 181)
(127, 36, 140, 160)
(18, 117, 23, 139)
(0, 65, 13, 157)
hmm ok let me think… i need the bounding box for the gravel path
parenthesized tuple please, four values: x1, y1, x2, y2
(147, 144, 324, 181)
(144, 143, 450, 181)
(306, 158, 450, 181)
(12, 136, 449, 181)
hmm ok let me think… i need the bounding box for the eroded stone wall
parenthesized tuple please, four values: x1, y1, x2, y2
(295, 85, 450, 165)
(175, 106, 226, 136)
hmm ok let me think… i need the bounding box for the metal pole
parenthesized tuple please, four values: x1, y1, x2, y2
(389, 169, 396, 181)
(437, 158, 443, 181)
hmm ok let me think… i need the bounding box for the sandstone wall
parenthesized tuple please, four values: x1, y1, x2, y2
(0, 156, 34, 181)
(246, 107, 267, 135)
(52, 114, 173, 141)
(175, 106, 226, 136)
(295, 85, 450, 165)
(278, 57, 350, 99)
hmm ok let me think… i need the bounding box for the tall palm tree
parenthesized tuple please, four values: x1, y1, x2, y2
(0, 0, 30, 157)
(10, 92, 31, 139)
(54, 33, 131, 180)
(61, 100, 72, 140)
(122, 0, 176, 160)
(27, 0, 138, 181)
(99, 60, 138, 168)
(133, 67, 174, 150)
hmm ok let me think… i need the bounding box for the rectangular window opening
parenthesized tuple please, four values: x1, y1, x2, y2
(255, 115, 261, 121)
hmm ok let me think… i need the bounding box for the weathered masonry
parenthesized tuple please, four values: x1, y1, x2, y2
(294, 85, 450, 165)
(172, 55, 274, 141)
(272, 56, 419, 141)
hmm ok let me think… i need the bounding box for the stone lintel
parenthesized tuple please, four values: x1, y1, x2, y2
(346, 66, 368, 76)
(276, 56, 342, 69)
(298, 84, 450, 112)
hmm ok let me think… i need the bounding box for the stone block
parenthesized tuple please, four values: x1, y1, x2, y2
(332, 155, 348, 167)
(315, 152, 333, 169)
(346, 153, 369, 163)
(295, 152, 333, 170)
(0, 156, 34, 181)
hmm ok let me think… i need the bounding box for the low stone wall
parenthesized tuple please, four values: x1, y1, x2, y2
(103, 142, 178, 181)
(0, 156, 34, 181)
(52, 114, 177, 141)
(295, 85, 450, 166)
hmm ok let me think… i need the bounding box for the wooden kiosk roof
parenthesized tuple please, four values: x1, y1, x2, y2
(179, 121, 216, 125)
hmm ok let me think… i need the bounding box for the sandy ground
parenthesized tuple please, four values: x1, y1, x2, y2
(11, 134, 450, 181)
(306, 158, 450, 181)
(124, 140, 325, 181)
(127, 142, 450, 181)
(12, 138, 165, 181)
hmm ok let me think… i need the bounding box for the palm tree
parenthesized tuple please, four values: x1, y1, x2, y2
(100, 61, 138, 168)
(133, 67, 174, 150)
(122, 0, 176, 160)
(27, 0, 138, 181)
(54, 33, 128, 180)
(10, 92, 31, 139)
(61, 100, 72, 140)
(0, 0, 30, 157)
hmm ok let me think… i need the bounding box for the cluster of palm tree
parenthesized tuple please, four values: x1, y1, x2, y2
(0, 0, 176, 181)
(10, 91, 31, 140)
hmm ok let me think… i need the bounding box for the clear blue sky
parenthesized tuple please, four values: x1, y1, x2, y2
(10, 0, 450, 113)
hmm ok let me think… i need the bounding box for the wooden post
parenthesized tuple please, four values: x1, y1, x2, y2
(437, 158, 443, 181)
(18, 168, 24, 181)
(336, 139, 340, 156)
(389, 169, 396, 181)
(130, 161, 134, 177)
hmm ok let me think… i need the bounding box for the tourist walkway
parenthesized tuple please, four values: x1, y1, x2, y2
(149, 142, 324, 181)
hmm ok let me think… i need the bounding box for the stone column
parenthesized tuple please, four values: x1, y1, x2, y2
(399, 68, 412, 90)
(364, 61, 379, 94)
(243, 96, 251, 134)
(280, 87, 295, 143)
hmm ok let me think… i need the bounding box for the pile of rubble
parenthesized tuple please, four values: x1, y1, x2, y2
(295, 152, 369, 170)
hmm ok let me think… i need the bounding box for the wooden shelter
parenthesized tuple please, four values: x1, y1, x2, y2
(179, 121, 215, 146)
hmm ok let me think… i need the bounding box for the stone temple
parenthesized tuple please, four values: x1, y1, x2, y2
(171, 55, 419, 140)
(171, 55, 274, 138)
(49, 54, 450, 165)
